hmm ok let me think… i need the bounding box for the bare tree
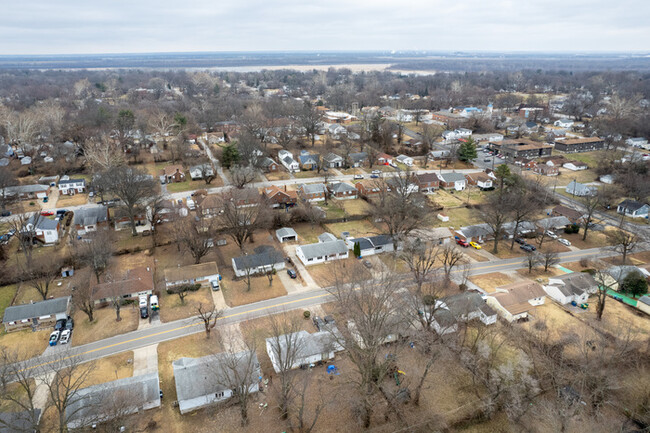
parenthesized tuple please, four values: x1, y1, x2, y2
(606, 229, 639, 265)
(22, 254, 62, 300)
(290, 373, 329, 433)
(103, 166, 157, 236)
(579, 193, 601, 242)
(11, 211, 45, 266)
(291, 200, 324, 230)
(167, 283, 200, 305)
(218, 188, 269, 252)
(440, 243, 467, 281)
(399, 239, 439, 292)
(480, 193, 510, 254)
(298, 101, 322, 147)
(74, 228, 114, 283)
(0, 168, 17, 211)
(196, 303, 223, 339)
(230, 164, 258, 189)
(541, 248, 560, 272)
(84, 135, 125, 171)
(592, 268, 611, 321)
(526, 251, 541, 273)
(0, 349, 42, 433)
(144, 193, 166, 248)
(73, 271, 97, 322)
(177, 217, 214, 264)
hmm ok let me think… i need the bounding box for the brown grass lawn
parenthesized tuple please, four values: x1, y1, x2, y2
(72, 306, 139, 346)
(431, 206, 483, 229)
(523, 302, 585, 340)
(583, 295, 650, 341)
(293, 170, 322, 179)
(338, 198, 372, 216)
(340, 167, 365, 175)
(324, 219, 378, 238)
(160, 286, 214, 322)
(431, 190, 464, 208)
(292, 222, 324, 244)
(628, 251, 650, 264)
(13, 280, 71, 305)
(378, 253, 410, 273)
(562, 228, 611, 250)
(516, 266, 566, 283)
(56, 193, 89, 207)
(112, 229, 154, 252)
(85, 351, 134, 387)
(469, 272, 515, 293)
(221, 275, 287, 307)
(464, 249, 489, 262)
(0, 284, 17, 318)
(557, 168, 599, 184)
(307, 257, 372, 287)
(264, 171, 290, 181)
(491, 240, 529, 259)
(0, 328, 49, 359)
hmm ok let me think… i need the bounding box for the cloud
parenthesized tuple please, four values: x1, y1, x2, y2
(0, 0, 648, 54)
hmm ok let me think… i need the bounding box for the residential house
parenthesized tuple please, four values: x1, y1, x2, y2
(2, 184, 50, 200)
(173, 351, 260, 415)
(455, 223, 492, 243)
(298, 152, 319, 171)
(328, 182, 357, 199)
(322, 152, 343, 168)
(162, 164, 186, 183)
(544, 272, 598, 305)
(346, 234, 395, 257)
(473, 133, 504, 143)
(626, 137, 649, 149)
(442, 128, 472, 143)
(437, 172, 467, 191)
(464, 172, 494, 190)
(348, 313, 416, 348)
(396, 154, 414, 167)
(429, 149, 450, 160)
(489, 139, 553, 159)
(355, 179, 385, 197)
(533, 164, 559, 176)
(554, 119, 574, 128)
(377, 153, 393, 165)
(431, 110, 466, 125)
(503, 221, 537, 238)
(318, 232, 337, 243)
(430, 292, 497, 334)
(554, 137, 605, 153)
(65, 373, 161, 429)
(278, 150, 300, 173)
(92, 265, 154, 305)
(536, 216, 571, 231)
(262, 185, 297, 208)
(2, 296, 71, 332)
(296, 239, 349, 266)
(111, 207, 148, 230)
(22, 214, 60, 244)
(58, 178, 86, 195)
(617, 200, 650, 218)
(637, 295, 650, 316)
(73, 206, 109, 235)
(266, 330, 343, 373)
(298, 183, 327, 202)
(276, 227, 298, 243)
(486, 281, 546, 322)
(38, 175, 59, 186)
(565, 180, 596, 197)
(196, 194, 221, 218)
(413, 173, 439, 193)
(206, 131, 227, 144)
(604, 265, 650, 291)
(599, 174, 615, 184)
(163, 262, 220, 289)
(189, 164, 215, 180)
(552, 205, 583, 224)
(260, 157, 279, 173)
(232, 245, 285, 277)
(348, 152, 368, 167)
(563, 160, 588, 171)
(233, 188, 260, 208)
(543, 156, 568, 167)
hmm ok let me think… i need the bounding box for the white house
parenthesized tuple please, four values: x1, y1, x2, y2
(173, 352, 260, 415)
(58, 178, 86, 195)
(554, 119, 574, 128)
(189, 164, 215, 180)
(438, 172, 467, 191)
(617, 200, 650, 218)
(543, 272, 598, 305)
(295, 240, 348, 266)
(442, 128, 472, 143)
(626, 137, 649, 149)
(563, 161, 588, 171)
(278, 150, 300, 172)
(22, 215, 59, 244)
(345, 235, 395, 257)
(266, 330, 343, 373)
(395, 154, 414, 167)
(231, 246, 285, 277)
(486, 281, 546, 322)
(565, 180, 596, 197)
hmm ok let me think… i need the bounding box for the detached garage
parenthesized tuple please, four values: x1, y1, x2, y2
(276, 227, 298, 243)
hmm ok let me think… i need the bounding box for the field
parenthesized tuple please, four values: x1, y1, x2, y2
(85, 351, 135, 387)
(220, 274, 287, 307)
(55, 193, 89, 207)
(432, 206, 483, 229)
(469, 272, 515, 293)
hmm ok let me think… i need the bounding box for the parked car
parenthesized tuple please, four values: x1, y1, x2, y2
(520, 244, 535, 252)
(545, 230, 558, 239)
(312, 316, 325, 331)
(353, 174, 364, 180)
(59, 329, 71, 345)
(558, 238, 571, 246)
(324, 315, 336, 325)
(370, 173, 379, 178)
(469, 241, 482, 250)
(287, 269, 297, 279)
(65, 317, 74, 331)
(456, 239, 470, 248)
(515, 238, 526, 245)
(1, 210, 11, 217)
(371, 170, 381, 175)
(484, 158, 491, 162)
(49, 331, 60, 346)
(40, 211, 54, 216)
(210, 280, 220, 291)
(138, 295, 148, 308)
(362, 260, 373, 269)
(54, 318, 67, 331)
(140, 307, 149, 319)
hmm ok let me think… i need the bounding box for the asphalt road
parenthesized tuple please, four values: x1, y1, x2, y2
(14, 245, 625, 377)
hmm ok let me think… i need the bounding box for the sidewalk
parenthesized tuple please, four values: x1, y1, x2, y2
(132, 344, 159, 376)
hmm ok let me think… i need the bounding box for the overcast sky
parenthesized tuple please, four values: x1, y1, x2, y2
(1, 0, 649, 55)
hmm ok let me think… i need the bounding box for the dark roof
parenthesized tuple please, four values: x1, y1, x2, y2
(3, 296, 70, 323)
(232, 248, 284, 272)
(618, 199, 647, 212)
(551, 273, 598, 297)
(441, 292, 496, 318)
(350, 235, 392, 250)
(0, 409, 41, 433)
(349, 152, 368, 163)
(553, 205, 583, 221)
(73, 206, 108, 227)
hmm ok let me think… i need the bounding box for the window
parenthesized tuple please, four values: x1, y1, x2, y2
(215, 391, 225, 399)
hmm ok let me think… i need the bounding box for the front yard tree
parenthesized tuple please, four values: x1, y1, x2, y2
(177, 217, 214, 264)
(579, 193, 601, 242)
(218, 188, 269, 252)
(0, 350, 42, 432)
(104, 166, 157, 236)
(480, 193, 510, 254)
(541, 248, 560, 272)
(399, 239, 439, 292)
(73, 273, 97, 322)
(298, 101, 322, 147)
(0, 168, 17, 211)
(230, 165, 258, 189)
(115, 109, 135, 150)
(195, 303, 223, 339)
(440, 243, 466, 280)
(621, 271, 648, 297)
(74, 228, 114, 283)
(23, 254, 62, 300)
(457, 137, 477, 163)
(606, 229, 639, 265)
(167, 283, 200, 304)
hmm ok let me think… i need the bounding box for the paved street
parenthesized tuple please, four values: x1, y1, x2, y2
(12, 245, 627, 378)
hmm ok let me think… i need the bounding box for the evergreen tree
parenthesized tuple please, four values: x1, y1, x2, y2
(353, 242, 361, 258)
(457, 137, 477, 162)
(221, 144, 240, 169)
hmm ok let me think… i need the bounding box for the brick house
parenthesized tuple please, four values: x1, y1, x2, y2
(465, 172, 494, 189)
(298, 183, 327, 202)
(162, 165, 186, 183)
(262, 185, 297, 208)
(355, 180, 384, 197)
(413, 173, 439, 193)
(533, 165, 559, 176)
(328, 182, 358, 199)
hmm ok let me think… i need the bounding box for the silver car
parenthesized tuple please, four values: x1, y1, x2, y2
(558, 238, 571, 246)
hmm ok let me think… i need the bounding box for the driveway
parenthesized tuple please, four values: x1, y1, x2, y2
(281, 244, 319, 290)
(41, 188, 58, 210)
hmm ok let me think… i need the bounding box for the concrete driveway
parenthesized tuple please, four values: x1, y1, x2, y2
(281, 244, 319, 291)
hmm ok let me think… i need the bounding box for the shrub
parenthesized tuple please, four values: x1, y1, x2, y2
(303, 310, 311, 319)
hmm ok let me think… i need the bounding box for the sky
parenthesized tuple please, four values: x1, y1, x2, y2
(1, 0, 649, 55)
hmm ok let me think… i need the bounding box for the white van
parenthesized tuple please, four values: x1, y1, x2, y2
(150, 295, 159, 311)
(186, 198, 196, 210)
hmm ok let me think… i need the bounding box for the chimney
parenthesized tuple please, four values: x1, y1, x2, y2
(284, 185, 287, 192)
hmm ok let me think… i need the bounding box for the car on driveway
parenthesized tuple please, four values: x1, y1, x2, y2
(362, 260, 373, 269)
(65, 317, 74, 331)
(469, 242, 481, 250)
(313, 316, 325, 331)
(54, 318, 67, 331)
(558, 238, 571, 246)
(520, 244, 536, 252)
(40, 211, 54, 216)
(545, 230, 558, 239)
(353, 174, 364, 180)
(514, 238, 526, 245)
(59, 329, 71, 345)
(456, 239, 470, 248)
(287, 269, 297, 279)
(210, 280, 220, 291)
(140, 307, 149, 319)
(49, 331, 60, 346)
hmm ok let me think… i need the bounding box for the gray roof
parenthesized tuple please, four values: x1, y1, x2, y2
(276, 227, 297, 239)
(282, 156, 295, 166)
(323, 152, 342, 162)
(618, 199, 648, 212)
(565, 180, 595, 196)
(58, 178, 85, 186)
(329, 182, 357, 194)
(173, 351, 260, 412)
(66, 373, 160, 429)
(551, 272, 598, 297)
(503, 221, 536, 235)
(232, 247, 284, 272)
(260, 157, 277, 167)
(3, 184, 49, 195)
(266, 330, 342, 363)
(299, 154, 319, 165)
(349, 152, 368, 163)
(443, 292, 496, 318)
(3, 296, 70, 323)
(299, 240, 348, 260)
(639, 295, 650, 306)
(73, 206, 108, 227)
(318, 232, 337, 243)
(350, 235, 392, 251)
(459, 223, 492, 239)
(0, 409, 41, 433)
(537, 216, 571, 229)
(300, 183, 327, 195)
(606, 265, 648, 282)
(26, 214, 59, 231)
(440, 172, 466, 183)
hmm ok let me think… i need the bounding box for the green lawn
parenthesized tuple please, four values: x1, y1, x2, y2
(165, 179, 207, 193)
(559, 150, 605, 167)
(319, 203, 345, 219)
(0, 285, 17, 319)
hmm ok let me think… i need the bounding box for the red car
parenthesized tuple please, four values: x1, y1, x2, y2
(456, 239, 470, 247)
(40, 211, 54, 216)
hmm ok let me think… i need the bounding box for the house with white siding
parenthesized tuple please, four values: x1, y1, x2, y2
(295, 239, 348, 266)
